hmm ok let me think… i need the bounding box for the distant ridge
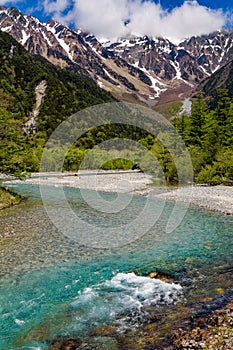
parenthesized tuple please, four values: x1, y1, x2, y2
(1, 6, 233, 109)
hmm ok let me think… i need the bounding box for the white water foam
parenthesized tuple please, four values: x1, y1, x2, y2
(105, 272, 182, 306)
(70, 272, 183, 331)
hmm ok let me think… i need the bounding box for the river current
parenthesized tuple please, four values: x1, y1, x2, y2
(0, 185, 232, 349)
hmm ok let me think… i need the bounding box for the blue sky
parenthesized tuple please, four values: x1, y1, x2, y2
(160, 0, 231, 11)
(1, 0, 233, 41)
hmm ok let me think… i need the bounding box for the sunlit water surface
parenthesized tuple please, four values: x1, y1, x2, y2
(0, 185, 232, 349)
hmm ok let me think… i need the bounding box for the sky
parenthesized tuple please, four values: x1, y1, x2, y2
(1, 0, 233, 42)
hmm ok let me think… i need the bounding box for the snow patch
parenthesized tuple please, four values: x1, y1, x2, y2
(131, 62, 167, 97)
(41, 30, 53, 47)
(0, 25, 13, 32)
(75, 28, 82, 35)
(199, 65, 210, 76)
(213, 49, 225, 73)
(21, 30, 30, 45)
(148, 73, 167, 97)
(103, 68, 114, 80)
(85, 41, 106, 60)
(170, 60, 194, 87)
(55, 35, 73, 60)
(45, 22, 56, 34)
(170, 60, 182, 80)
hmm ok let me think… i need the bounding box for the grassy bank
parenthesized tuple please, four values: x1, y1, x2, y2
(0, 186, 22, 210)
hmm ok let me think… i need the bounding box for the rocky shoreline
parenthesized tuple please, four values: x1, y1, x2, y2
(153, 185, 233, 216)
(161, 298, 233, 349)
(3, 171, 233, 216)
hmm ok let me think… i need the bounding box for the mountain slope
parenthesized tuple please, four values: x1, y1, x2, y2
(0, 30, 113, 128)
(0, 6, 149, 103)
(1, 6, 233, 108)
(197, 59, 233, 104)
(0, 30, 114, 173)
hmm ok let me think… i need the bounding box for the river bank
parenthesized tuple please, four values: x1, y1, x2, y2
(0, 185, 22, 210)
(3, 171, 233, 216)
(153, 185, 233, 216)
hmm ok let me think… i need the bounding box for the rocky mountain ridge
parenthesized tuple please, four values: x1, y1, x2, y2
(198, 59, 233, 105)
(0, 6, 233, 108)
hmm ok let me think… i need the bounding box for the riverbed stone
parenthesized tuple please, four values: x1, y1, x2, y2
(90, 325, 117, 336)
(49, 337, 82, 350)
(147, 271, 174, 283)
(80, 336, 119, 350)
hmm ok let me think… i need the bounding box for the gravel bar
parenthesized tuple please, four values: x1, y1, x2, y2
(3, 172, 233, 216)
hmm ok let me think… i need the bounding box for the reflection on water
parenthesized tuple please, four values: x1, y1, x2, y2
(0, 185, 232, 349)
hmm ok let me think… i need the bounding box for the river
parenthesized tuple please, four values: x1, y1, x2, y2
(0, 185, 232, 349)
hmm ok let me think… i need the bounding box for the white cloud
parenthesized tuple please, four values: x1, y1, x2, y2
(42, 0, 229, 42)
(161, 1, 225, 41)
(43, 0, 71, 19)
(66, 0, 130, 39)
(0, 0, 20, 5)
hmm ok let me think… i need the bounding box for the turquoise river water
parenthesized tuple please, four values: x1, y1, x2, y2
(0, 185, 232, 349)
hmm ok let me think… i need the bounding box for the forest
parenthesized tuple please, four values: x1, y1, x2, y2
(0, 31, 232, 185)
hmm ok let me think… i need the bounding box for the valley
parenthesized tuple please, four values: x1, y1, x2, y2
(0, 3, 233, 350)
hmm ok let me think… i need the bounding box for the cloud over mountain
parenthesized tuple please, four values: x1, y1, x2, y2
(42, 0, 229, 42)
(0, 0, 19, 5)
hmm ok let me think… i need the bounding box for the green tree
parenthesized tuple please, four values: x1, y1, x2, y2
(189, 93, 208, 145)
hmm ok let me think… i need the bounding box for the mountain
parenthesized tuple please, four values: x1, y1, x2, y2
(197, 59, 233, 105)
(0, 30, 113, 173)
(1, 6, 233, 111)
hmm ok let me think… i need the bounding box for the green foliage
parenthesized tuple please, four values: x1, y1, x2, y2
(101, 158, 134, 170)
(214, 147, 233, 181)
(195, 165, 221, 185)
(189, 92, 208, 145)
(0, 185, 22, 209)
(173, 89, 233, 184)
(0, 31, 114, 174)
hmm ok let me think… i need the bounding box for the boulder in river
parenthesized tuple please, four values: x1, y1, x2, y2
(147, 271, 175, 283)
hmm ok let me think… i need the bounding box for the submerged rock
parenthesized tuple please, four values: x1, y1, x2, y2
(148, 271, 158, 279)
(90, 325, 117, 336)
(49, 337, 82, 350)
(80, 337, 119, 350)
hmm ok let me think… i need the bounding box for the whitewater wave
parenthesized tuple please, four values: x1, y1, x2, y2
(70, 272, 183, 331)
